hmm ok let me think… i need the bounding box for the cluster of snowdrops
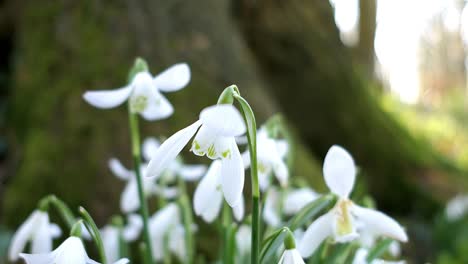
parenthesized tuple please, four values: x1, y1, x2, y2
(7, 58, 410, 264)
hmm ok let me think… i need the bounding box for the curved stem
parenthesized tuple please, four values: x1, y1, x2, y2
(79, 207, 107, 264)
(233, 92, 260, 264)
(128, 109, 154, 262)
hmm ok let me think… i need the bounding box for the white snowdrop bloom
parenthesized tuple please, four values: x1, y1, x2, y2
(236, 225, 252, 256)
(109, 158, 178, 213)
(284, 188, 320, 215)
(278, 249, 305, 264)
(101, 226, 120, 263)
(263, 188, 282, 227)
(243, 129, 289, 191)
(8, 210, 61, 261)
(352, 248, 405, 264)
(142, 137, 206, 182)
(19, 236, 129, 264)
(298, 146, 408, 258)
(193, 160, 245, 223)
(445, 194, 468, 221)
(148, 203, 182, 261)
(123, 214, 143, 242)
(146, 104, 246, 207)
(83, 63, 190, 120)
(169, 225, 188, 262)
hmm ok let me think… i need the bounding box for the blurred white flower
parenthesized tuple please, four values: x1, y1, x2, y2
(123, 214, 143, 241)
(101, 226, 120, 263)
(8, 210, 61, 261)
(236, 225, 252, 256)
(278, 249, 305, 264)
(352, 248, 405, 264)
(243, 129, 289, 191)
(298, 145, 408, 258)
(20, 236, 129, 264)
(109, 158, 178, 213)
(146, 104, 246, 207)
(148, 203, 194, 262)
(193, 160, 244, 223)
(284, 188, 320, 215)
(263, 188, 282, 227)
(445, 194, 468, 221)
(83, 63, 190, 120)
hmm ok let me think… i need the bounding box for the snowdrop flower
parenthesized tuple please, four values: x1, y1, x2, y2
(243, 129, 289, 191)
(149, 203, 188, 261)
(298, 145, 408, 258)
(83, 63, 190, 120)
(142, 137, 206, 182)
(20, 236, 129, 264)
(169, 224, 189, 262)
(8, 210, 61, 261)
(279, 232, 305, 264)
(263, 188, 282, 227)
(284, 187, 320, 215)
(146, 104, 246, 207)
(445, 194, 468, 221)
(109, 158, 178, 213)
(193, 160, 245, 222)
(101, 225, 120, 263)
(123, 214, 143, 241)
(236, 225, 252, 256)
(352, 248, 405, 264)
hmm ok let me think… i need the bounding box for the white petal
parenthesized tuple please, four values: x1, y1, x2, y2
(153, 63, 191, 92)
(279, 249, 305, 264)
(323, 145, 356, 198)
(9, 210, 42, 261)
(31, 214, 54, 254)
(154, 185, 180, 199)
(83, 86, 132, 109)
(54, 237, 88, 264)
(48, 224, 62, 238)
(178, 164, 207, 181)
(273, 159, 289, 187)
(352, 205, 408, 242)
(193, 161, 223, 222)
(120, 179, 140, 213)
(123, 214, 143, 242)
(263, 189, 281, 227)
(20, 252, 55, 264)
(108, 158, 133, 180)
(112, 259, 130, 264)
(232, 195, 245, 221)
(276, 140, 289, 158)
(221, 140, 245, 207)
(199, 104, 246, 136)
(142, 137, 161, 161)
(140, 92, 174, 121)
(101, 226, 120, 263)
(298, 212, 333, 258)
(284, 188, 319, 215)
(146, 120, 202, 178)
(149, 203, 180, 237)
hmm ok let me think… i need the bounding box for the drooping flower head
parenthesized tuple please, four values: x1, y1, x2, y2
(20, 236, 129, 264)
(243, 128, 289, 191)
(83, 62, 190, 121)
(146, 104, 246, 207)
(8, 210, 61, 261)
(298, 145, 408, 258)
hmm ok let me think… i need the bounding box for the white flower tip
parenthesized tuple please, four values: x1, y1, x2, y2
(200, 104, 246, 136)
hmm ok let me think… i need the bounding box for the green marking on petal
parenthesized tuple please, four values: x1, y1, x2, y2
(258, 162, 267, 174)
(207, 144, 217, 159)
(221, 149, 231, 159)
(335, 200, 354, 237)
(130, 95, 148, 113)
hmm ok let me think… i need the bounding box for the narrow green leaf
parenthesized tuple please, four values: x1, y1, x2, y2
(366, 238, 393, 262)
(260, 227, 289, 264)
(325, 243, 356, 264)
(48, 195, 76, 229)
(288, 194, 337, 231)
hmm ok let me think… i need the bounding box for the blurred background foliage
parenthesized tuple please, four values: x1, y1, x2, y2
(1, 0, 468, 263)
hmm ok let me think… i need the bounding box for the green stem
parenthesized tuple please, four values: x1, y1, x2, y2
(128, 109, 154, 262)
(232, 90, 260, 264)
(46, 195, 76, 229)
(222, 202, 234, 264)
(177, 177, 194, 264)
(79, 207, 107, 264)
